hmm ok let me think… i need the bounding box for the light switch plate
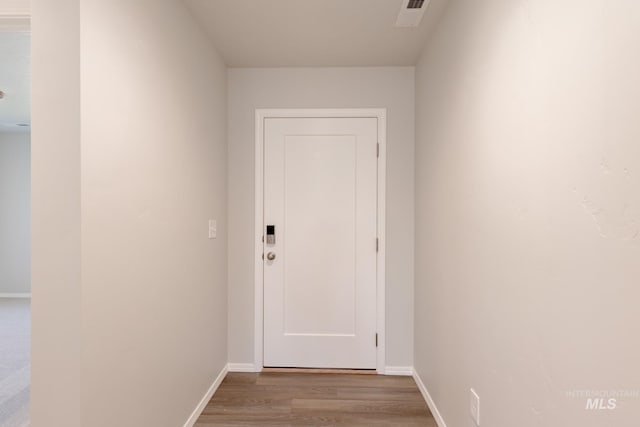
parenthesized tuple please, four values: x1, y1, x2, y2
(208, 219, 217, 239)
(470, 388, 480, 425)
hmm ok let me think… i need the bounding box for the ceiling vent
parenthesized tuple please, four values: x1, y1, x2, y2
(396, 0, 430, 27)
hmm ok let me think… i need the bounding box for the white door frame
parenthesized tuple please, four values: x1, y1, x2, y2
(254, 108, 387, 374)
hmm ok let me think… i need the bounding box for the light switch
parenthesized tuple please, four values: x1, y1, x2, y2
(208, 219, 217, 239)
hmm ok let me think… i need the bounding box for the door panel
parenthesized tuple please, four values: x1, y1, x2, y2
(263, 117, 378, 369)
(283, 135, 357, 335)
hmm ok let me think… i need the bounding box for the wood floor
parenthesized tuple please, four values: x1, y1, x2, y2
(195, 372, 437, 426)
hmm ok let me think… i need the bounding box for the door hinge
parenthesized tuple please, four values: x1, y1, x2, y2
(377, 143, 380, 158)
(376, 238, 379, 252)
(375, 333, 378, 347)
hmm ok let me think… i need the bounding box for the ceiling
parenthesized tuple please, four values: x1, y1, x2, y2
(183, 0, 449, 67)
(0, 31, 30, 132)
(0, 1, 448, 131)
(0, 0, 30, 32)
(0, 0, 29, 16)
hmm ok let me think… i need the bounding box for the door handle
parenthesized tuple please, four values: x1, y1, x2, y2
(266, 252, 276, 261)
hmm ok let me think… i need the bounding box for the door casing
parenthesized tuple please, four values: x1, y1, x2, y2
(254, 108, 387, 373)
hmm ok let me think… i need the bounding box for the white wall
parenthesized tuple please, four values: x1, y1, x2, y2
(414, 1, 640, 426)
(32, 1, 228, 426)
(0, 132, 30, 294)
(228, 67, 415, 368)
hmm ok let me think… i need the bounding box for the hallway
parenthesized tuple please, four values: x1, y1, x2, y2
(12, 0, 640, 426)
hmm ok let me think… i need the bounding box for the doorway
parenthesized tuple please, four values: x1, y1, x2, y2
(0, 28, 31, 427)
(254, 109, 387, 372)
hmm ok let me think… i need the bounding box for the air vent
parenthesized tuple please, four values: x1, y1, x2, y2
(396, 0, 430, 27)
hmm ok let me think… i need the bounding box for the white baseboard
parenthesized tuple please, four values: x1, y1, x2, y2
(384, 366, 414, 376)
(182, 363, 228, 427)
(227, 363, 261, 372)
(413, 370, 448, 427)
(0, 293, 31, 298)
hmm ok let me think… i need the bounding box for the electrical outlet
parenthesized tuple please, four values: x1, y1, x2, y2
(470, 388, 480, 426)
(208, 219, 217, 239)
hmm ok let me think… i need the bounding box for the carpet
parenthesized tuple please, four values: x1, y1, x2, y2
(0, 298, 30, 427)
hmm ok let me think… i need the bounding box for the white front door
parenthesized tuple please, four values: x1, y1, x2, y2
(263, 116, 378, 369)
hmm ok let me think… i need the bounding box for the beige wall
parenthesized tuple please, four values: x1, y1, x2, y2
(32, 1, 82, 424)
(414, 0, 640, 426)
(228, 67, 415, 368)
(0, 132, 30, 294)
(32, 0, 228, 426)
(0, 0, 30, 15)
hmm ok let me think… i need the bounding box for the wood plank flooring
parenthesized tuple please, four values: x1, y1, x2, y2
(195, 372, 437, 426)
